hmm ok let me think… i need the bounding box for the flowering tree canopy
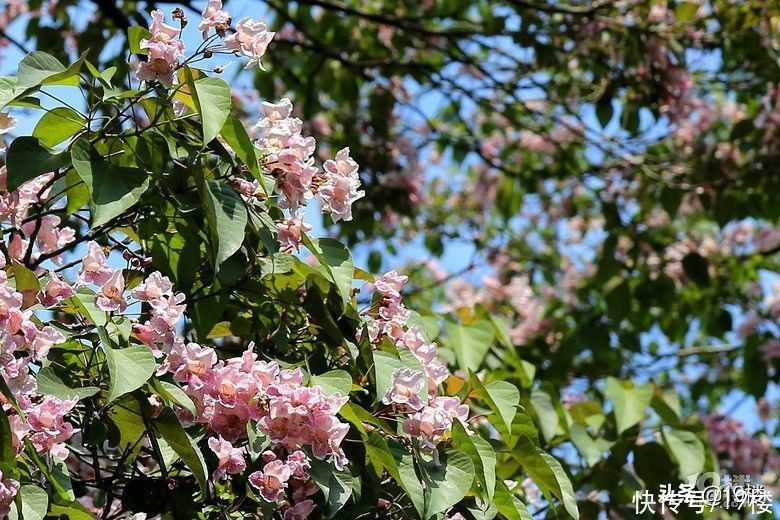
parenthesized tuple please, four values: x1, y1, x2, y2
(0, 1, 778, 519)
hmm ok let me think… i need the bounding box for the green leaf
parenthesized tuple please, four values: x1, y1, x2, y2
(100, 328, 156, 403)
(452, 421, 496, 500)
(65, 286, 108, 326)
(106, 396, 146, 459)
(150, 379, 198, 417)
(311, 370, 353, 397)
(365, 433, 425, 517)
(192, 77, 232, 145)
(596, 96, 614, 128)
(309, 458, 355, 517)
(446, 321, 494, 372)
(71, 138, 150, 227)
(64, 169, 90, 215)
(17, 51, 81, 88)
(10, 260, 41, 293)
(128, 26, 152, 55)
(681, 252, 710, 287)
(33, 107, 85, 147)
(47, 502, 95, 520)
(422, 448, 475, 518)
(0, 399, 16, 476)
(8, 485, 48, 520)
(200, 179, 248, 270)
(220, 115, 262, 182)
(6, 137, 69, 191)
(512, 436, 579, 519)
(303, 236, 354, 303)
(493, 480, 533, 520)
(605, 377, 654, 434)
(569, 424, 613, 467)
(470, 371, 519, 436)
(36, 367, 99, 400)
(154, 407, 209, 493)
(530, 390, 559, 442)
(674, 1, 699, 22)
(662, 429, 705, 480)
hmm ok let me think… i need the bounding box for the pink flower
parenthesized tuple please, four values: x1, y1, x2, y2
(26, 396, 79, 459)
(277, 214, 312, 252)
(131, 271, 173, 304)
(95, 270, 127, 312)
(403, 396, 469, 451)
(224, 18, 275, 69)
(318, 147, 364, 222)
(374, 270, 408, 301)
(136, 10, 185, 86)
(761, 339, 780, 361)
(165, 341, 218, 383)
(207, 436, 246, 480)
(383, 367, 425, 410)
(78, 242, 111, 285)
(284, 500, 315, 520)
(285, 450, 311, 480)
(249, 460, 292, 502)
(0, 273, 23, 329)
(0, 471, 19, 519)
(38, 272, 75, 307)
(199, 0, 230, 38)
(258, 98, 293, 127)
(27, 324, 65, 360)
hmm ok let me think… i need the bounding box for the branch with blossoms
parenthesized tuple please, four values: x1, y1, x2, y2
(0, 3, 566, 520)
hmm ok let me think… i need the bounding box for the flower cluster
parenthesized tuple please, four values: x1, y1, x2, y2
(224, 18, 275, 69)
(368, 270, 468, 450)
(164, 341, 350, 467)
(0, 165, 75, 265)
(0, 272, 77, 472)
(319, 147, 365, 222)
(254, 97, 364, 249)
(702, 414, 779, 477)
(136, 10, 185, 86)
(0, 471, 19, 518)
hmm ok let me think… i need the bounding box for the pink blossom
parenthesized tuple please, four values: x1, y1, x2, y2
(703, 414, 779, 475)
(318, 147, 364, 222)
(249, 459, 292, 502)
(199, 0, 230, 38)
(761, 339, 780, 361)
(26, 396, 79, 459)
(285, 450, 310, 480)
(95, 269, 127, 312)
(78, 242, 112, 286)
(131, 271, 173, 304)
(38, 272, 75, 307)
(258, 98, 293, 127)
(383, 367, 425, 410)
(165, 341, 218, 383)
(136, 10, 185, 86)
(277, 214, 312, 252)
(224, 18, 275, 69)
(0, 273, 23, 329)
(0, 471, 19, 519)
(374, 270, 408, 302)
(207, 436, 246, 480)
(284, 499, 315, 520)
(403, 396, 469, 451)
(27, 324, 65, 360)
